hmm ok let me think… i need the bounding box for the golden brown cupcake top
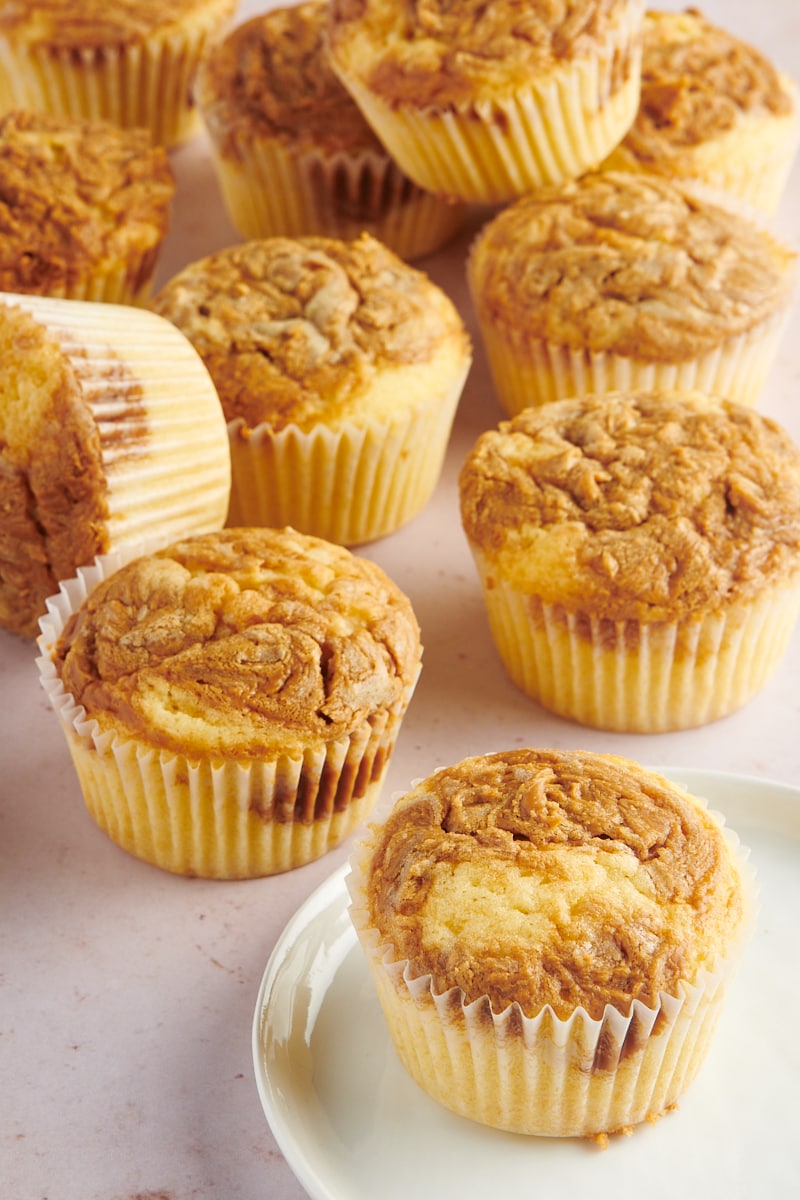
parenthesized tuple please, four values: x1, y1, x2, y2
(459, 391, 800, 622)
(0, 110, 174, 296)
(468, 171, 796, 363)
(0, 300, 109, 637)
(361, 749, 746, 1020)
(53, 527, 423, 759)
(615, 8, 795, 170)
(0, 0, 234, 46)
(327, 0, 638, 108)
(196, 2, 388, 157)
(151, 233, 471, 433)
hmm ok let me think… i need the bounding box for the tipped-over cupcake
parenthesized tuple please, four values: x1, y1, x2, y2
(349, 748, 753, 1138)
(38, 526, 423, 879)
(0, 292, 230, 639)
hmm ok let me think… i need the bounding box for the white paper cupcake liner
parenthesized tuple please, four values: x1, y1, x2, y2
(469, 549, 800, 732)
(346, 814, 755, 1137)
(475, 303, 793, 416)
(202, 132, 465, 261)
(36, 541, 415, 878)
(226, 365, 469, 545)
(330, 2, 644, 203)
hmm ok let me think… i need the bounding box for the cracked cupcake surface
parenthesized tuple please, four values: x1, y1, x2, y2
(53, 527, 423, 759)
(362, 749, 746, 1020)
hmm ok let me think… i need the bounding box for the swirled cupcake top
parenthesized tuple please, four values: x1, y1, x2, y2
(0, 111, 174, 294)
(196, 1, 387, 156)
(612, 8, 795, 170)
(458, 390, 800, 621)
(0, 0, 235, 46)
(151, 233, 470, 432)
(327, 0, 638, 108)
(53, 528, 423, 758)
(362, 748, 746, 1019)
(468, 171, 795, 362)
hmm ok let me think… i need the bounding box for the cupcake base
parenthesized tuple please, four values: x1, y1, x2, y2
(471, 551, 800, 732)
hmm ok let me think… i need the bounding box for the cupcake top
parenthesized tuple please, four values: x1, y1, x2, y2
(468, 171, 796, 362)
(0, 0, 234, 46)
(0, 109, 174, 296)
(458, 390, 800, 622)
(196, 1, 390, 158)
(52, 527, 423, 759)
(360, 748, 747, 1020)
(151, 233, 471, 433)
(609, 8, 796, 173)
(327, 0, 637, 108)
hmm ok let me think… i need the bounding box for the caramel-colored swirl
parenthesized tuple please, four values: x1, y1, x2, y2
(459, 390, 800, 621)
(468, 171, 795, 362)
(151, 233, 469, 432)
(328, 0, 637, 107)
(0, 0, 233, 46)
(365, 748, 745, 1019)
(54, 528, 423, 758)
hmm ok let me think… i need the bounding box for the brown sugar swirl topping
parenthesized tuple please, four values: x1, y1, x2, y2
(53, 528, 422, 759)
(365, 749, 745, 1020)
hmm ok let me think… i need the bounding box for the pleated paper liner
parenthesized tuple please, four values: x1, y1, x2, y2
(329, 2, 644, 204)
(203, 133, 466, 261)
(226, 366, 469, 545)
(0, 0, 236, 147)
(346, 819, 755, 1138)
(4, 292, 231, 549)
(36, 544, 417, 879)
(473, 304, 793, 417)
(469, 549, 800, 733)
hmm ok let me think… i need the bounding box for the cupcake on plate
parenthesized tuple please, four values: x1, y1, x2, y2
(0, 109, 175, 304)
(37, 526, 423, 879)
(467, 170, 796, 416)
(0, 0, 237, 147)
(326, 0, 645, 204)
(599, 9, 800, 218)
(0, 292, 230, 638)
(194, 1, 465, 260)
(151, 233, 472, 546)
(458, 390, 800, 733)
(348, 748, 753, 1138)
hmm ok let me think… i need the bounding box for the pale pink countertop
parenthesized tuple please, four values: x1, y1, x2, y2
(3, 2, 800, 1198)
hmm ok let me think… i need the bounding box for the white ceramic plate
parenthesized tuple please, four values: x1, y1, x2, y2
(252, 769, 800, 1199)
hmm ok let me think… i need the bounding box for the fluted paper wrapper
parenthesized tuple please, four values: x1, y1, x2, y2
(201, 130, 465, 261)
(4, 291, 231, 548)
(0, 0, 235, 147)
(330, 3, 643, 204)
(226, 366, 469, 545)
(469, 548, 800, 733)
(346, 817, 754, 1138)
(474, 304, 792, 417)
(36, 543, 415, 879)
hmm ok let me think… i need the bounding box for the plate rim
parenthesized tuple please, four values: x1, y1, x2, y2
(252, 767, 800, 1200)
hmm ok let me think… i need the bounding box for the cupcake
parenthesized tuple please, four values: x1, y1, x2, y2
(599, 9, 800, 218)
(467, 171, 796, 416)
(151, 233, 472, 545)
(37, 526, 423, 879)
(348, 748, 753, 1138)
(0, 292, 231, 639)
(326, 0, 645, 204)
(0, 109, 174, 304)
(458, 390, 800, 733)
(0, 0, 237, 147)
(194, 2, 465, 260)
